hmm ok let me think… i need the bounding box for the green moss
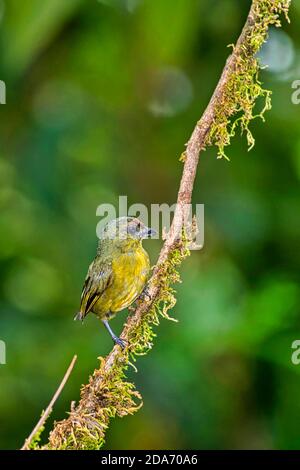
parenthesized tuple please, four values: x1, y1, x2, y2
(27, 419, 47, 450)
(206, 0, 290, 160)
(47, 354, 144, 450)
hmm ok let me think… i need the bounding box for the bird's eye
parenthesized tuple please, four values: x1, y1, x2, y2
(136, 222, 141, 231)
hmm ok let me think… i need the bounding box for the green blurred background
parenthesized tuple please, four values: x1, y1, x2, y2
(0, 0, 300, 450)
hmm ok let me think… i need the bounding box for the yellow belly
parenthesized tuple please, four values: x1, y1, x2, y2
(93, 247, 150, 319)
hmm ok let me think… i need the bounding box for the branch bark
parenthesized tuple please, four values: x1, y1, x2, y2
(28, 0, 290, 450)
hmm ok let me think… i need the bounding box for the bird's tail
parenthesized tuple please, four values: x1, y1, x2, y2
(74, 311, 84, 321)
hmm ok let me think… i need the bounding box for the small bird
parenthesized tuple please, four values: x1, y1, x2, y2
(75, 217, 155, 347)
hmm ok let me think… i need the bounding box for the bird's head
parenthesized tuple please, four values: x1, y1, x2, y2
(101, 217, 156, 244)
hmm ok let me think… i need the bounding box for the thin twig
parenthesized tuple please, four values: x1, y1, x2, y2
(21, 355, 77, 450)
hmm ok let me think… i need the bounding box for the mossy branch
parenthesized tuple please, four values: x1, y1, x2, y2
(25, 0, 291, 450)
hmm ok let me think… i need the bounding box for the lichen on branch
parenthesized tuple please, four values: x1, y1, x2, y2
(205, 0, 291, 159)
(25, 0, 291, 450)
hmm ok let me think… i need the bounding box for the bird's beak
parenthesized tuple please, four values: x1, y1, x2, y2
(141, 226, 157, 239)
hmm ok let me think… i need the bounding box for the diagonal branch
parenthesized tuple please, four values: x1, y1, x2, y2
(27, 0, 290, 450)
(21, 355, 77, 450)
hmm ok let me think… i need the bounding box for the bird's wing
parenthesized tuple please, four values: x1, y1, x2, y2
(78, 259, 113, 320)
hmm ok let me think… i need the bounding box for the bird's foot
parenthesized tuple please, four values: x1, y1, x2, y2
(102, 319, 126, 349)
(138, 285, 152, 302)
(112, 335, 126, 349)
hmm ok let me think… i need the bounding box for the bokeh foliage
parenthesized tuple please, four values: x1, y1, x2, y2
(0, 0, 300, 450)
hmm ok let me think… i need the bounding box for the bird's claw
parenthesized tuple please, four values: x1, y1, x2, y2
(138, 286, 152, 302)
(113, 335, 126, 349)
